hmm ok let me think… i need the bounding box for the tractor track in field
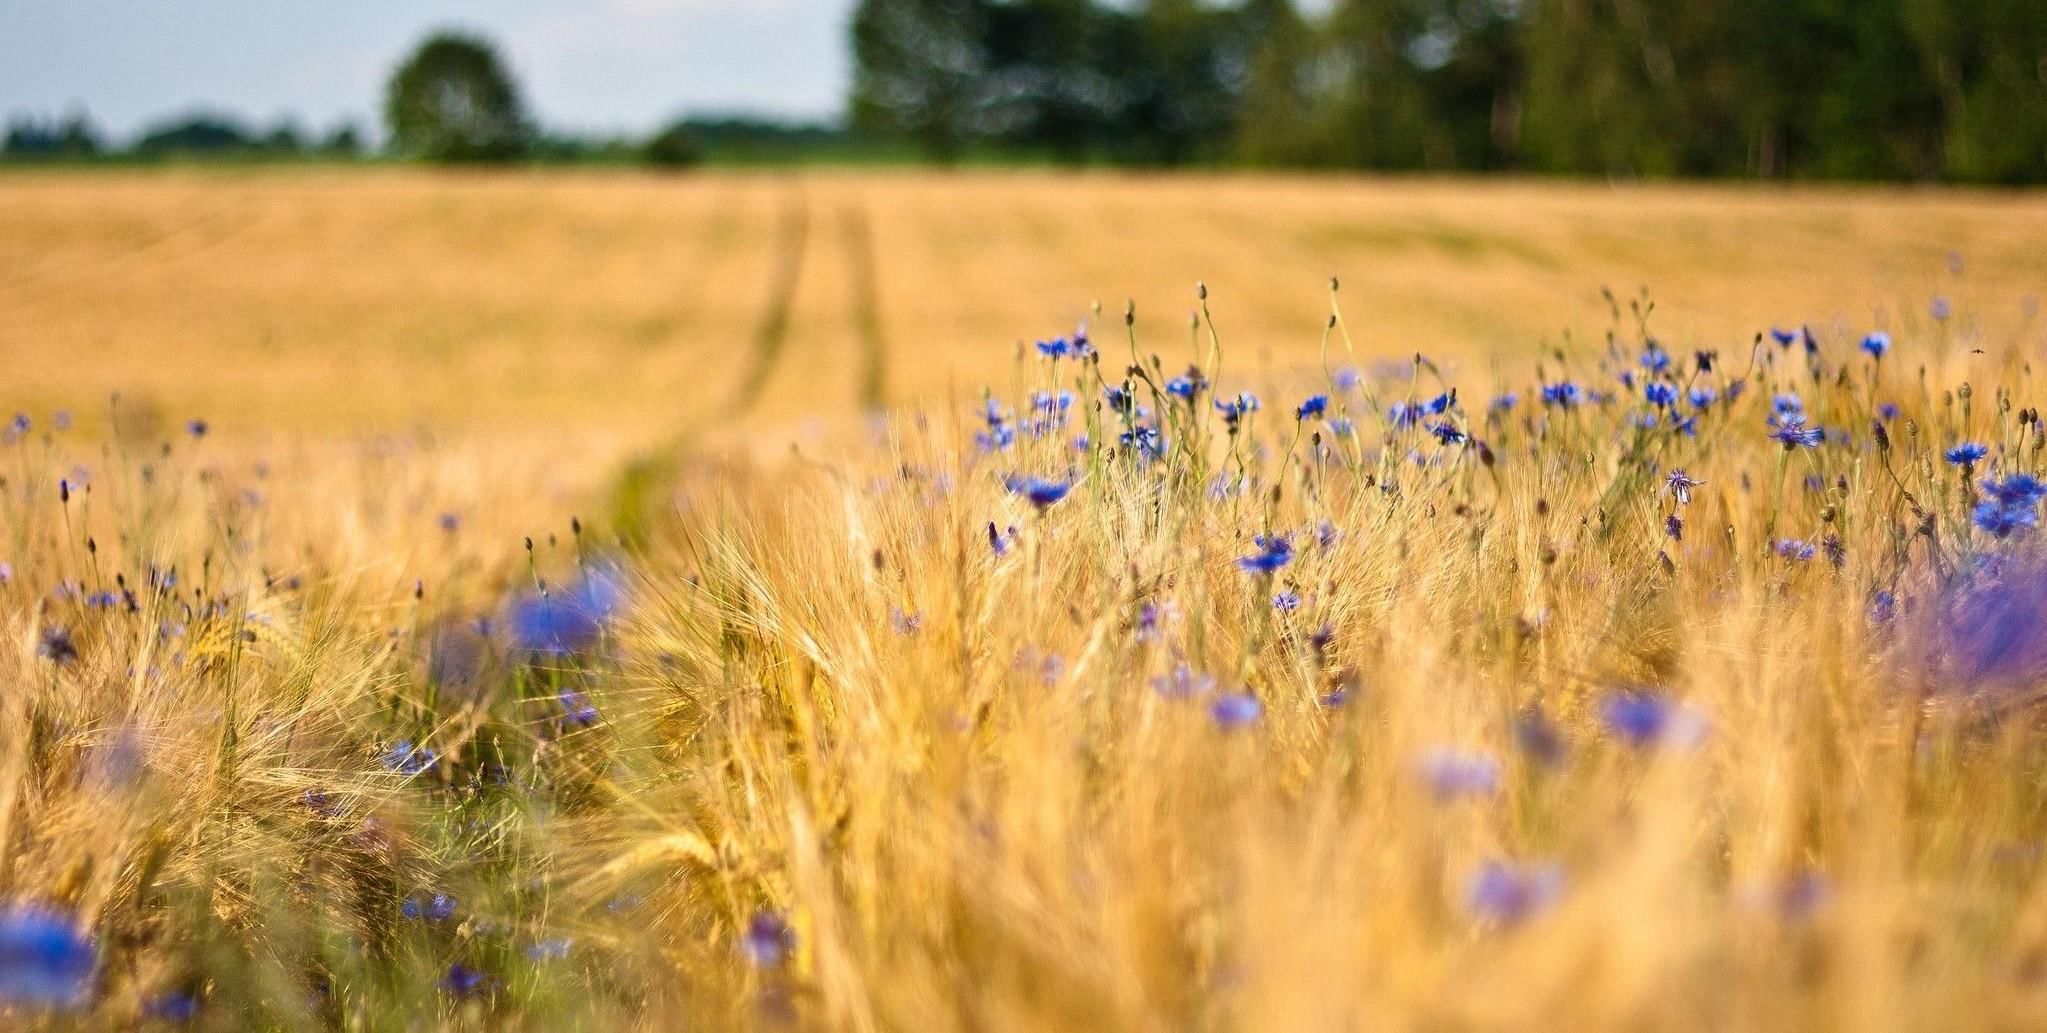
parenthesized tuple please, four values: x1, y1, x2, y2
(720, 185, 810, 421)
(840, 196, 889, 411)
(605, 184, 897, 542)
(605, 180, 813, 542)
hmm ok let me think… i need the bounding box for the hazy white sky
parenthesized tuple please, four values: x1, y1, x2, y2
(0, 0, 858, 139)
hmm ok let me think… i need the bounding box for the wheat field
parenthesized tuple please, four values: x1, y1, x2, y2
(3, 169, 2047, 1031)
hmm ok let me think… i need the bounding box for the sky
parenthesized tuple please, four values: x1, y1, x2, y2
(0, 0, 858, 140)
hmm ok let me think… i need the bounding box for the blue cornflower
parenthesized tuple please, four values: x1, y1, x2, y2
(1931, 296, 1952, 321)
(185, 419, 208, 438)
(1465, 861, 1564, 926)
(1540, 382, 1582, 409)
(1491, 393, 1519, 412)
(1317, 520, 1340, 550)
(145, 990, 199, 1021)
(1640, 344, 1671, 373)
(1326, 416, 1355, 436)
(1769, 327, 1798, 348)
(1770, 422, 1824, 449)
(1134, 602, 1163, 642)
(1032, 390, 1074, 415)
(1937, 559, 2047, 686)
(1772, 393, 1805, 420)
(1272, 589, 1301, 613)
(1776, 538, 1818, 562)
(1665, 469, 1702, 504)
(380, 740, 438, 776)
(1004, 475, 1073, 510)
(524, 937, 574, 962)
(1429, 421, 1466, 445)
(402, 892, 457, 923)
(1877, 402, 1900, 422)
(441, 963, 488, 997)
(1210, 693, 1262, 729)
(1034, 330, 1093, 360)
(1237, 535, 1294, 575)
(1103, 385, 1137, 415)
(507, 563, 625, 655)
(890, 608, 922, 635)
(1423, 391, 1454, 415)
(1860, 331, 1890, 359)
(1215, 392, 1261, 427)
(1151, 663, 1216, 698)
(987, 522, 1018, 556)
(1599, 691, 1708, 749)
(1973, 499, 2037, 538)
(559, 691, 599, 727)
(1513, 709, 1567, 767)
(741, 912, 794, 968)
(1295, 394, 1329, 420)
(1120, 425, 1167, 463)
(0, 905, 94, 1009)
(1333, 367, 1361, 392)
(1387, 401, 1427, 428)
(975, 424, 1016, 452)
(1165, 376, 1200, 402)
(1984, 474, 2047, 507)
(1416, 749, 1502, 800)
(1688, 386, 1717, 409)
(1945, 442, 1989, 466)
(1644, 382, 1677, 408)
(1768, 871, 1832, 922)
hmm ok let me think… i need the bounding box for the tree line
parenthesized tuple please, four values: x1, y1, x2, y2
(851, 0, 2047, 182)
(1, 33, 820, 169)
(7, 12, 2040, 181)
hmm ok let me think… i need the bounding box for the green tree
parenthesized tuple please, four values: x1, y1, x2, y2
(1323, 0, 1435, 169)
(1230, 0, 1332, 165)
(850, 0, 992, 162)
(981, 0, 1120, 163)
(1119, 0, 1239, 164)
(642, 121, 705, 169)
(1903, 0, 2047, 183)
(384, 32, 531, 162)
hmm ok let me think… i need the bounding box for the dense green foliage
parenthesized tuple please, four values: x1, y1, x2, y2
(851, 0, 2047, 181)
(384, 33, 533, 163)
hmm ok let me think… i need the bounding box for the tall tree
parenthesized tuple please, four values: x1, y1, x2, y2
(849, 0, 993, 162)
(1119, 0, 1239, 163)
(384, 32, 531, 163)
(1230, 0, 1332, 165)
(980, 0, 1122, 163)
(1323, 0, 1434, 168)
(1903, 0, 2047, 183)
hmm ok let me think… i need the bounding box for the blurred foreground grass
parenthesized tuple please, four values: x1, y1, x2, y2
(2, 171, 2047, 1030)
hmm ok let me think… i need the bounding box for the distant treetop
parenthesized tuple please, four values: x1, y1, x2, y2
(384, 31, 531, 163)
